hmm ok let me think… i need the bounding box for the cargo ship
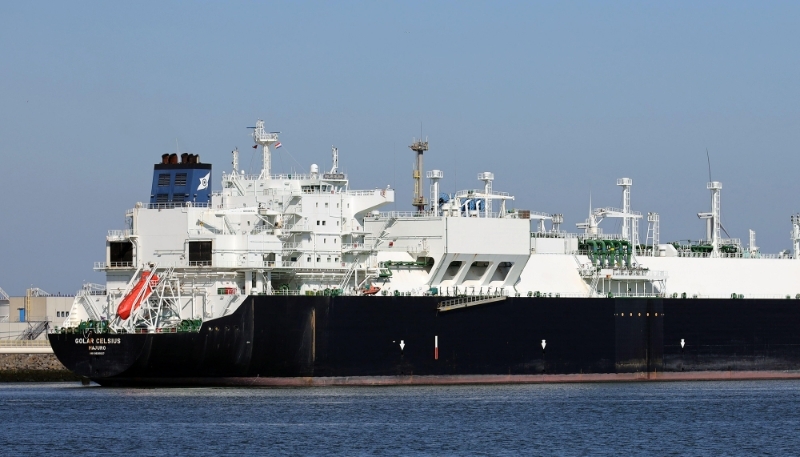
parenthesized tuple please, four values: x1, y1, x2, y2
(49, 119, 800, 386)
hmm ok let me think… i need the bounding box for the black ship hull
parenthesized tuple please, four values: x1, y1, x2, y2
(48, 296, 800, 386)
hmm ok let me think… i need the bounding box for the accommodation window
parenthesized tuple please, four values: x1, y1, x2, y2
(158, 174, 170, 186)
(175, 173, 187, 186)
(316, 257, 320, 262)
(316, 203, 318, 207)
(188, 241, 212, 266)
(317, 221, 320, 226)
(307, 257, 311, 262)
(325, 203, 329, 208)
(322, 221, 326, 226)
(110, 241, 133, 264)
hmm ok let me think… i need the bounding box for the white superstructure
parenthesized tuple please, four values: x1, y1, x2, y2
(62, 120, 800, 332)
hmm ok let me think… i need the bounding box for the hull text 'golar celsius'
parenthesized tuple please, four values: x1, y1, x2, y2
(49, 120, 800, 386)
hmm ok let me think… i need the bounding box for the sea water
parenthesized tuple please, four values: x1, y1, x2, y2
(1, 380, 799, 456)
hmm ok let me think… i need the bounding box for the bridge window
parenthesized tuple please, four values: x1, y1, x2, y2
(188, 241, 212, 266)
(109, 241, 133, 265)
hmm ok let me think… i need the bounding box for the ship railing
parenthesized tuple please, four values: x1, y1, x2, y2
(133, 327, 181, 334)
(342, 243, 367, 251)
(272, 289, 304, 296)
(531, 232, 577, 239)
(594, 207, 642, 216)
(455, 189, 511, 198)
(676, 251, 791, 259)
(146, 202, 211, 210)
(94, 261, 134, 270)
(107, 229, 132, 240)
(577, 266, 666, 277)
(665, 293, 800, 299)
(340, 189, 387, 197)
(577, 233, 628, 241)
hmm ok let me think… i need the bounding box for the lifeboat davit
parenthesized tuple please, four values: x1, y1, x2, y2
(117, 272, 159, 320)
(362, 285, 381, 295)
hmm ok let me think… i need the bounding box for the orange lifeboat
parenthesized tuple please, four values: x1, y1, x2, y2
(362, 285, 381, 295)
(117, 272, 159, 320)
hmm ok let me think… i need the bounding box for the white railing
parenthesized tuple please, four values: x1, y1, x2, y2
(455, 189, 511, 198)
(532, 232, 577, 239)
(578, 233, 628, 241)
(107, 229, 132, 239)
(595, 207, 642, 216)
(676, 251, 791, 259)
(146, 202, 211, 209)
(344, 190, 383, 196)
(94, 261, 134, 270)
(579, 268, 667, 278)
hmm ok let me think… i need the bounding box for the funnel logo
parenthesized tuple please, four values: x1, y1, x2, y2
(197, 173, 210, 191)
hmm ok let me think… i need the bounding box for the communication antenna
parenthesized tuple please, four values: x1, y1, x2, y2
(706, 148, 712, 182)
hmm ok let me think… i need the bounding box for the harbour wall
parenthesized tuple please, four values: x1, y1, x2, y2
(0, 353, 78, 382)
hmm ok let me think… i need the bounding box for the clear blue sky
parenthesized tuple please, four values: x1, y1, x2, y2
(1, 1, 799, 295)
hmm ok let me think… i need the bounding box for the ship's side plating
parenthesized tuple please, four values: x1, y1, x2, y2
(49, 295, 800, 386)
(49, 118, 800, 385)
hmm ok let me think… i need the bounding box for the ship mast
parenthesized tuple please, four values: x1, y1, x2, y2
(252, 119, 279, 180)
(409, 138, 428, 211)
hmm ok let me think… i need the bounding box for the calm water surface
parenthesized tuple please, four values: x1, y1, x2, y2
(1, 380, 799, 456)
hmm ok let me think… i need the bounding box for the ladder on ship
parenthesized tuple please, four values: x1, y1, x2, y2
(339, 216, 397, 291)
(437, 295, 507, 313)
(17, 320, 49, 340)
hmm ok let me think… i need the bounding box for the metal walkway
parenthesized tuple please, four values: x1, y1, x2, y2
(437, 295, 507, 312)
